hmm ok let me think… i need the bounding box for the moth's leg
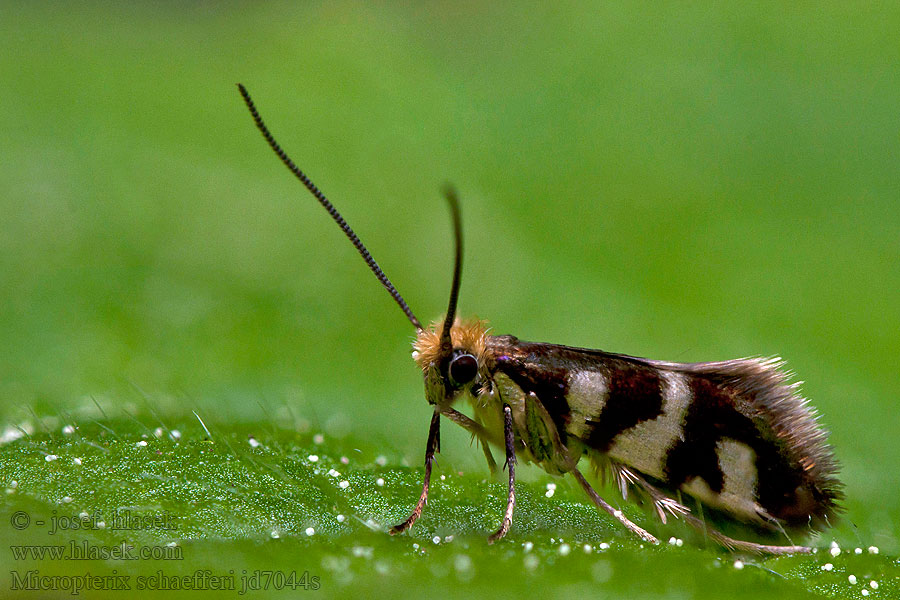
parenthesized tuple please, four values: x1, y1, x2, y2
(571, 468, 660, 544)
(679, 510, 811, 555)
(512, 391, 655, 544)
(488, 404, 516, 543)
(601, 459, 641, 501)
(390, 409, 440, 535)
(614, 467, 690, 525)
(524, 391, 573, 472)
(521, 394, 656, 543)
(480, 439, 498, 475)
(628, 471, 812, 555)
(438, 405, 500, 474)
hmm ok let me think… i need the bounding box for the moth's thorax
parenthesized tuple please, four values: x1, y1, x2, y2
(411, 317, 489, 370)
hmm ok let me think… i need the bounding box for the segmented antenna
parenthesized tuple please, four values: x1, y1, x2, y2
(237, 83, 422, 331)
(439, 184, 463, 355)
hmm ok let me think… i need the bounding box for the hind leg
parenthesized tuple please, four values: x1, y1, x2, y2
(628, 470, 813, 555)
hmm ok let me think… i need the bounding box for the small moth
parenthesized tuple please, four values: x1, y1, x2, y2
(237, 84, 841, 554)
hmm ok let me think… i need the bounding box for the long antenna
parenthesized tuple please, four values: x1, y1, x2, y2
(237, 83, 422, 331)
(439, 184, 463, 355)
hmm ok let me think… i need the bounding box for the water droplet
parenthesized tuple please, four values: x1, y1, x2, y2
(454, 554, 472, 573)
(374, 560, 390, 575)
(591, 560, 613, 583)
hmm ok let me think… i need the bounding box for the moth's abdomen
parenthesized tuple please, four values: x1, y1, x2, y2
(489, 338, 841, 530)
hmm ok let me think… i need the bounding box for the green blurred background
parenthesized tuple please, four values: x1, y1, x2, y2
(2, 2, 899, 596)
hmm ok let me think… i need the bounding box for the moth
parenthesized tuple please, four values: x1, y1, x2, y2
(237, 84, 841, 555)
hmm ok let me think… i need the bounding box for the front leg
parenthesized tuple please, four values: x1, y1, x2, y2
(390, 409, 440, 535)
(488, 404, 516, 543)
(438, 405, 503, 473)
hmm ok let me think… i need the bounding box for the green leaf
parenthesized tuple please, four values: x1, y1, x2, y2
(2, 416, 896, 599)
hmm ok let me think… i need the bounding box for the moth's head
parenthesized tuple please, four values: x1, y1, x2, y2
(413, 318, 489, 406)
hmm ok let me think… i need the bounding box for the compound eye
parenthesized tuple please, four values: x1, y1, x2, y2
(448, 353, 478, 386)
